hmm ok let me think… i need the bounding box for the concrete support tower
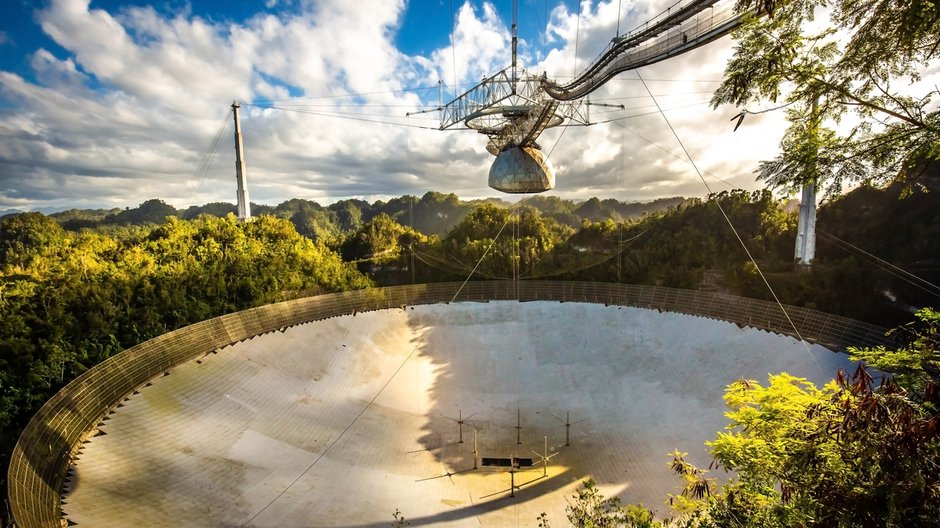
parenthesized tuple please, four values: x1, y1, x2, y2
(232, 101, 251, 221)
(794, 183, 816, 269)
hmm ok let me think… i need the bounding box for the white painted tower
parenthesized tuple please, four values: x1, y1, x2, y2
(795, 96, 820, 270)
(794, 183, 816, 268)
(232, 101, 251, 221)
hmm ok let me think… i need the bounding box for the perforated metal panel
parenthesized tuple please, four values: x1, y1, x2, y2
(488, 147, 555, 193)
(8, 281, 892, 528)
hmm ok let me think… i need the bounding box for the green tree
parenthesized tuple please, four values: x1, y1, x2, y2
(849, 307, 939, 395)
(558, 190, 793, 287)
(104, 199, 178, 225)
(329, 199, 368, 231)
(179, 202, 236, 219)
(672, 310, 940, 527)
(0, 212, 66, 270)
(716, 0, 940, 194)
(561, 479, 678, 528)
(341, 213, 408, 263)
(340, 213, 430, 282)
(434, 205, 571, 280)
(0, 212, 371, 528)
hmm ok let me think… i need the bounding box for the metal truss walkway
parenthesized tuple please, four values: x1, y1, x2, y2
(436, 0, 745, 159)
(542, 0, 746, 100)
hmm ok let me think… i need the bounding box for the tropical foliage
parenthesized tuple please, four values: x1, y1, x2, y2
(718, 0, 940, 194)
(680, 308, 940, 527)
(0, 213, 369, 522)
(551, 310, 939, 527)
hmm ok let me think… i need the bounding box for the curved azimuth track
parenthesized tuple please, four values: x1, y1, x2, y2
(432, 0, 749, 193)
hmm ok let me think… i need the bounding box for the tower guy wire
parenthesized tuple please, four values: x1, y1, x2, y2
(636, 70, 818, 362)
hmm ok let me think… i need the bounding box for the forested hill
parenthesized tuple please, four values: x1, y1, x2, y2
(327, 185, 937, 327)
(40, 192, 687, 238)
(8, 184, 938, 326)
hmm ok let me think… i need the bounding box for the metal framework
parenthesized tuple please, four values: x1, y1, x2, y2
(439, 69, 589, 154)
(437, 0, 746, 155)
(542, 0, 746, 100)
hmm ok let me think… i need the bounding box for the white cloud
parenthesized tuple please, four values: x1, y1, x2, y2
(430, 1, 512, 89)
(524, 0, 789, 201)
(0, 0, 791, 212)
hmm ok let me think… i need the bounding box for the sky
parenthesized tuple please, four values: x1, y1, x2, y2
(0, 0, 792, 212)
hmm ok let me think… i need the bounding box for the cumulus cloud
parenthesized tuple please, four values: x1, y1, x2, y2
(0, 0, 788, 211)
(431, 2, 512, 87)
(525, 0, 788, 201)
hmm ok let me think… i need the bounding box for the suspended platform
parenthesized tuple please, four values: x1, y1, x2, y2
(434, 0, 747, 193)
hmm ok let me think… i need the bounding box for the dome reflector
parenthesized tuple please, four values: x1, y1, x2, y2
(488, 147, 555, 194)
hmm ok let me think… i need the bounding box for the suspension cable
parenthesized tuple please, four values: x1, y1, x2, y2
(451, 213, 514, 302)
(182, 110, 233, 206)
(240, 211, 513, 526)
(617, 0, 623, 36)
(247, 83, 444, 104)
(817, 229, 940, 299)
(244, 103, 440, 130)
(618, 115, 625, 282)
(636, 70, 815, 357)
(451, 0, 458, 100)
(520, 230, 649, 279)
(608, 117, 738, 189)
(573, 2, 581, 78)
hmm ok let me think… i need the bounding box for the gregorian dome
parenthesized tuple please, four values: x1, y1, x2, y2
(488, 146, 555, 193)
